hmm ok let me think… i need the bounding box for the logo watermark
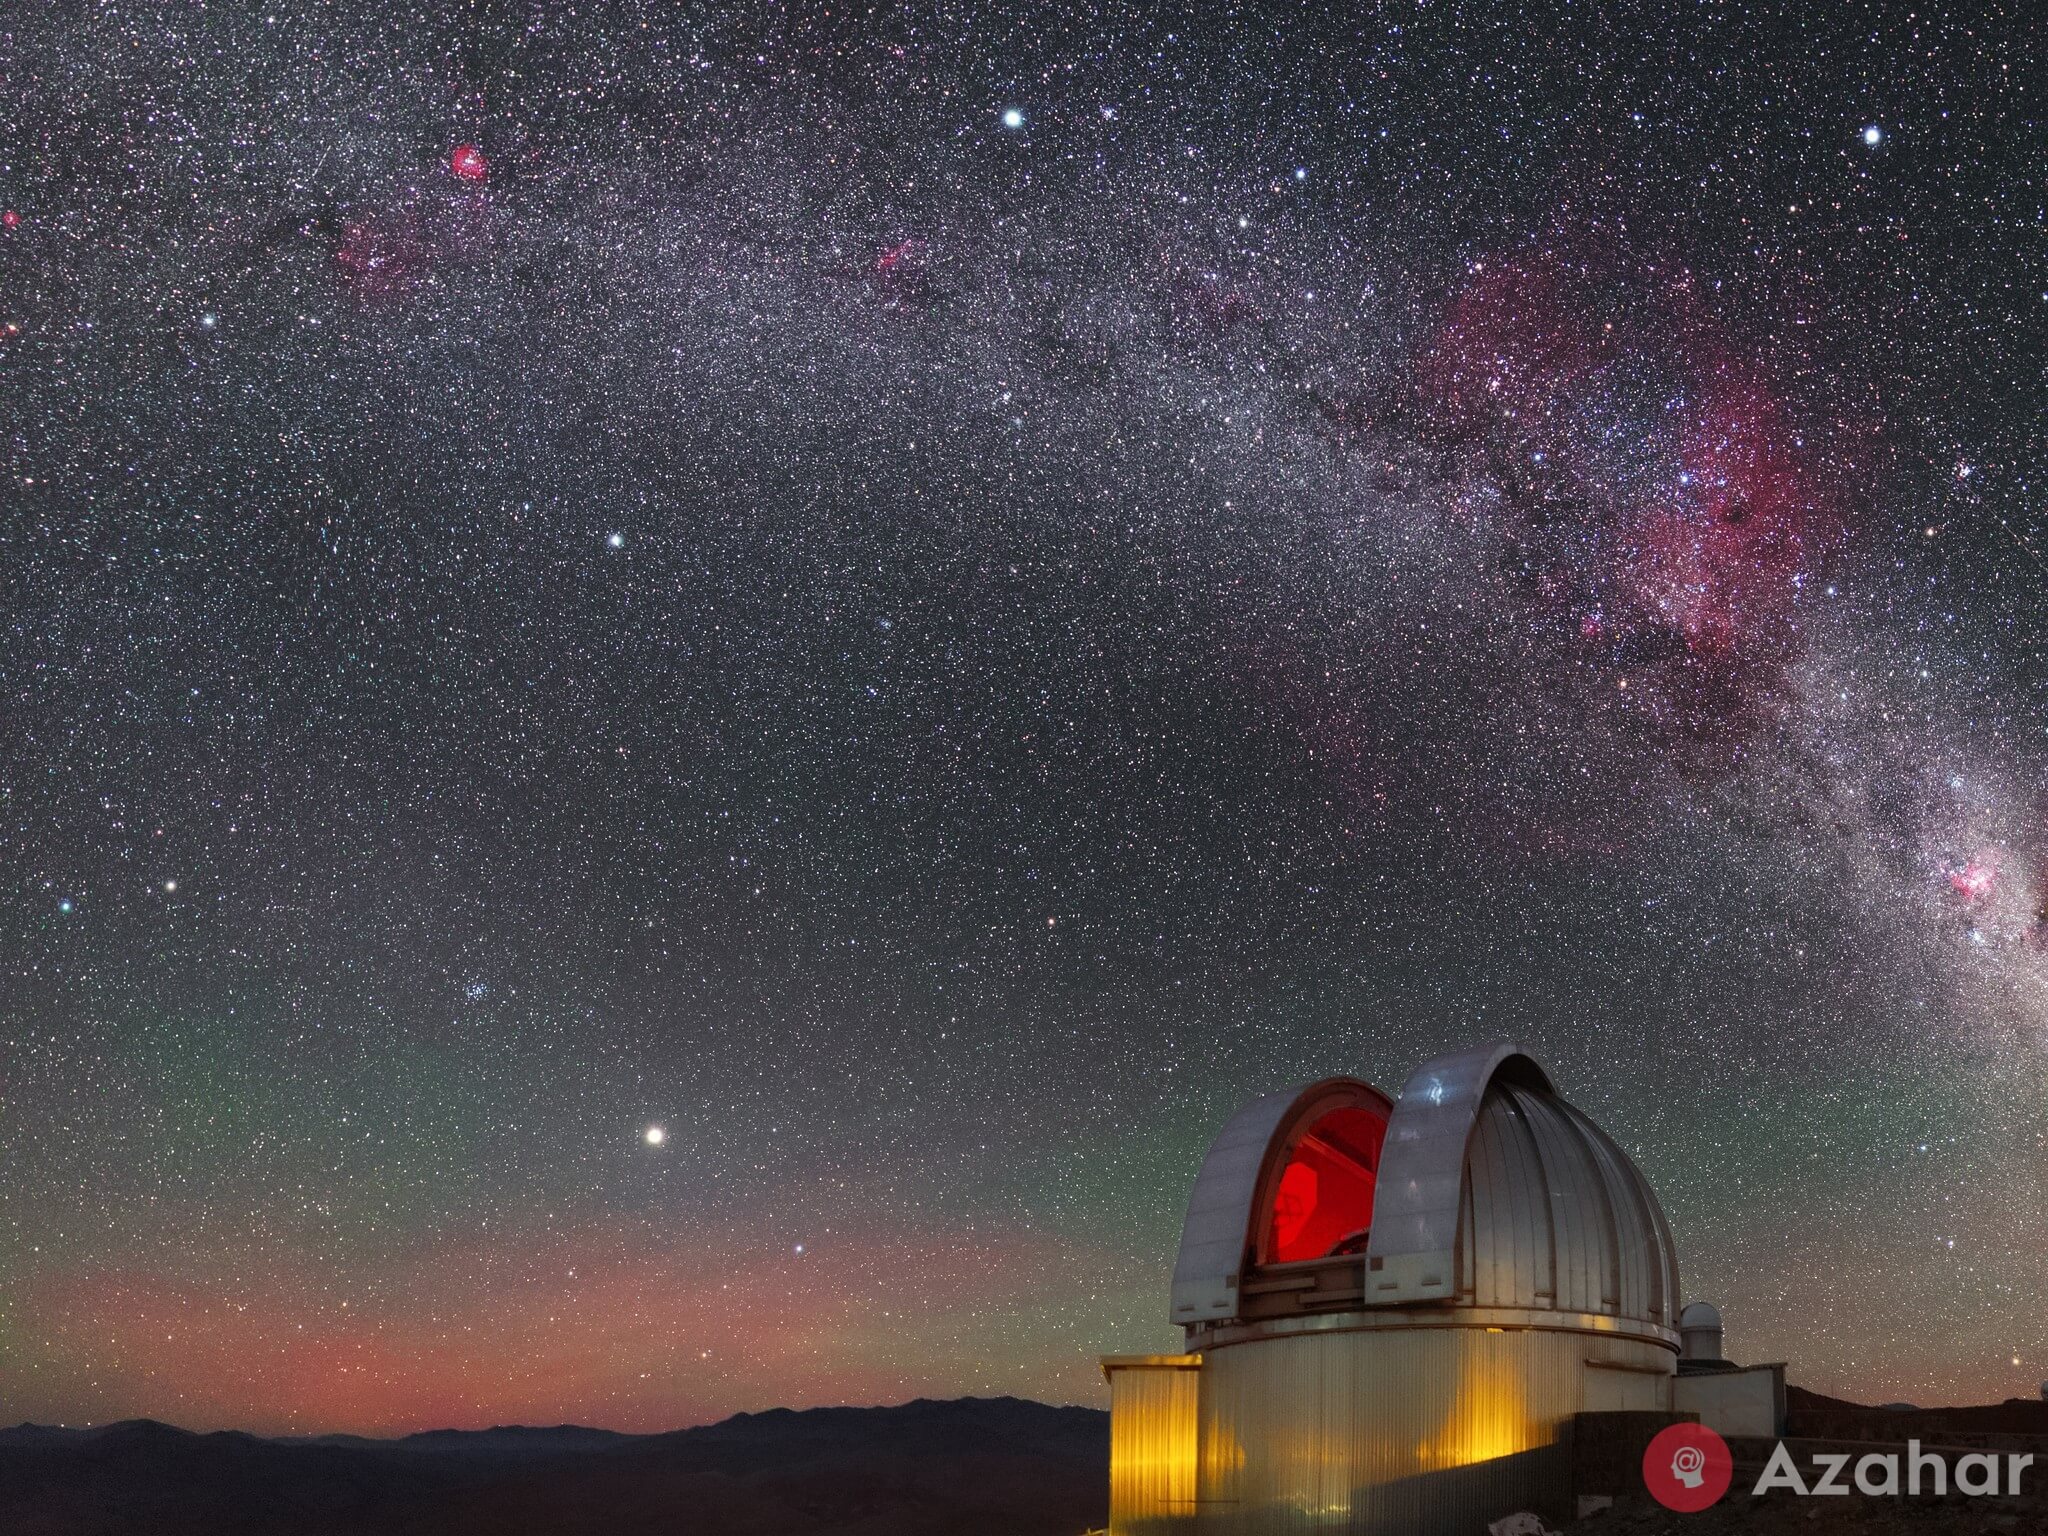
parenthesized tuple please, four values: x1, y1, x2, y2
(1642, 1426, 2037, 1511)
(1642, 1423, 1733, 1512)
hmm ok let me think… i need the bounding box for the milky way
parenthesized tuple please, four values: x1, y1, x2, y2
(2, 3, 2044, 1433)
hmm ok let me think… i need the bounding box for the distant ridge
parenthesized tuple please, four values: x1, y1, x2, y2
(0, 1396, 1109, 1535)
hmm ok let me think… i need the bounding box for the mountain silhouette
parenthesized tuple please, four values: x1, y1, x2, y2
(0, 1397, 1108, 1535)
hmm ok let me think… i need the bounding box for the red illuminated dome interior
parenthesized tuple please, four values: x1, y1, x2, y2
(1264, 1104, 1388, 1263)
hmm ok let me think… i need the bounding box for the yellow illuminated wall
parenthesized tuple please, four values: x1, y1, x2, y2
(1105, 1327, 1673, 1534)
(1105, 1355, 1202, 1536)
(1194, 1325, 1671, 1535)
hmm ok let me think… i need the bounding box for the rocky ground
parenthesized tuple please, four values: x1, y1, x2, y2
(1565, 1487, 2045, 1533)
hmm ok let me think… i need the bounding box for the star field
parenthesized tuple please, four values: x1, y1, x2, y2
(2, 2, 2045, 1433)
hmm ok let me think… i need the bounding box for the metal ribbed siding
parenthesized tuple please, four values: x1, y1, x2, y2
(1194, 1325, 1672, 1536)
(1565, 1100, 1678, 1328)
(1454, 1084, 1677, 1328)
(1464, 1087, 1552, 1310)
(1107, 1357, 1202, 1536)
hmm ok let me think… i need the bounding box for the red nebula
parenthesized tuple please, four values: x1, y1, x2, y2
(867, 237, 936, 309)
(1416, 253, 1865, 742)
(1948, 860, 1997, 902)
(333, 210, 433, 297)
(876, 238, 923, 273)
(1625, 365, 1817, 655)
(1, 210, 19, 229)
(330, 189, 494, 300)
(449, 143, 488, 182)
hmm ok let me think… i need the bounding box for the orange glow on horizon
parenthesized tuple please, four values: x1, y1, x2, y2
(15, 1221, 1123, 1436)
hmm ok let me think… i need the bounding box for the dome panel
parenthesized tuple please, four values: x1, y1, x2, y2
(1169, 1078, 1393, 1326)
(1364, 1042, 1555, 1304)
(1169, 1085, 1302, 1325)
(1464, 1086, 1549, 1310)
(1569, 1100, 1678, 1327)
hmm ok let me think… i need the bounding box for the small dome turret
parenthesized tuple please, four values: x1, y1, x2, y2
(1680, 1300, 1725, 1362)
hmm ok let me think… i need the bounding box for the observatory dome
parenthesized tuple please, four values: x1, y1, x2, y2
(1170, 1040, 1678, 1340)
(1104, 1041, 1692, 1536)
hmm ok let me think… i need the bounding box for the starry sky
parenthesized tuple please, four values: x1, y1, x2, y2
(3, 2, 2045, 1435)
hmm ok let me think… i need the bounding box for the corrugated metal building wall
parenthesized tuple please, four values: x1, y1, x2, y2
(1106, 1356, 1203, 1535)
(1192, 1323, 1670, 1535)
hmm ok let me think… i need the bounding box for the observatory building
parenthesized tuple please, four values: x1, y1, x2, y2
(1101, 1041, 1775, 1534)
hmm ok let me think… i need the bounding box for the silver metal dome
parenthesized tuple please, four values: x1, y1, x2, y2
(1679, 1300, 1726, 1361)
(1170, 1040, 1680, 1341)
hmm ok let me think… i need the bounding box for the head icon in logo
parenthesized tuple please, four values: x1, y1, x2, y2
(1643, 1423, 1733, 1512)
(1670, 1443, 1708, 1490)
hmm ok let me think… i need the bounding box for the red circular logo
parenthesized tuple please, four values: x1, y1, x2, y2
(1642, 1422, 1733, 1512)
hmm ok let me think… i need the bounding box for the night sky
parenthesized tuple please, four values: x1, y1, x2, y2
(4, 2, 2045, 1435)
